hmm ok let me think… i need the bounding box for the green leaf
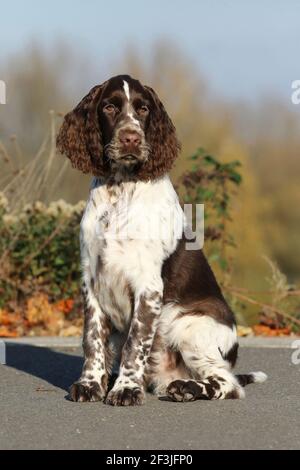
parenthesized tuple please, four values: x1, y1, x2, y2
(208, 252, 220, 263)
(229, 172, 242, 184)
(218, 258, 228, 271)
(203, 155, 219, 167)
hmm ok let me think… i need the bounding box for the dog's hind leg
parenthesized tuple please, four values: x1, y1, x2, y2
(166, 346, 244, 401)
(162, 309, 250, 401)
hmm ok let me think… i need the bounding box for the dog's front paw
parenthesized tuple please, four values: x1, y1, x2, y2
(69, 381, 105, 402)
(105, 386, 145, 406)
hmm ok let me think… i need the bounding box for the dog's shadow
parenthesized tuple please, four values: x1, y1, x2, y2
(5, 344, 172, 401)
(5, 343, 83, 393)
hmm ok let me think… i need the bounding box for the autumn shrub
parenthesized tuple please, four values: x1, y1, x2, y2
(0, 196, 84, 309)
(177, 148, 242, 277)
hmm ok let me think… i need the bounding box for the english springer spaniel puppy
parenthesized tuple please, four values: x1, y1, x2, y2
(57, 74, 267, 406)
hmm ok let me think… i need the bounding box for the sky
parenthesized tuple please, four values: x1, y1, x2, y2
(1, 0, 300, 103)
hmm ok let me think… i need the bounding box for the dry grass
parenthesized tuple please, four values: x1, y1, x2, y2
(0, 111, 67, 213)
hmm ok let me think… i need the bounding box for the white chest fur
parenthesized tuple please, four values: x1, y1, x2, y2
(80, 176, 185, 331)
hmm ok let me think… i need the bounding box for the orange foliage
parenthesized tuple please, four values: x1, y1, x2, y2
(253, 325, 291, 336)
(25, 294, 65, 334)
(0, 295, 295, 338)
(0, 310, 22, 326)
(0, 327, 19, 338)
(54, 298, 74, 315)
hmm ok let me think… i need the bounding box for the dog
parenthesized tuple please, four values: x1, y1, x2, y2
(56, 74, 267, 405)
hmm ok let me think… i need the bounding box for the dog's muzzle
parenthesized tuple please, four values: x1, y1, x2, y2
(105, 126, 149, 167)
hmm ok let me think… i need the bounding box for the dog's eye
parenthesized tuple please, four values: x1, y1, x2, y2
(104, 104, 118, 113)
(137, 105, 149, 116)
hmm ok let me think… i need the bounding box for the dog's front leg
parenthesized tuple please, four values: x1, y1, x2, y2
(106, 283, 163, 406)
(69, 272, 112, 402)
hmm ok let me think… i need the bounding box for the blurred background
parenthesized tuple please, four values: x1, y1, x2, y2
(0, 0, 300, 334)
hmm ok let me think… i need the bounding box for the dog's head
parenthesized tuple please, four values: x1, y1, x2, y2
(56, 75, 180, 180)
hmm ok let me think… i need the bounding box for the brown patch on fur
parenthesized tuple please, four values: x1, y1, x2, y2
(175, 297, 234, 327)
(162, 236, 236, 328)
(221, 342, 239, 367)
(225, 389, 240, 399)
(204, 376, 221, 399)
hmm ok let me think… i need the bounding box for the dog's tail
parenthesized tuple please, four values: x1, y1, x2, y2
(235, 371, 268, 387)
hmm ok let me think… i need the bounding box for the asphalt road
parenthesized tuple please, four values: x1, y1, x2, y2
(0, 341, 299, 450)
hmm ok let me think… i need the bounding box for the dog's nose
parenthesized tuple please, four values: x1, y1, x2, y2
(119, 129, 141, 148)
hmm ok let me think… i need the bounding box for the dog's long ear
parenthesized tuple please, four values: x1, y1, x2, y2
(56, 82, 107, 175)
(138, 85, 181, 180)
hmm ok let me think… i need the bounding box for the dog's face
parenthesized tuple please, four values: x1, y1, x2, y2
(57, 74, 180, 181)
(100, 76, 151, 169)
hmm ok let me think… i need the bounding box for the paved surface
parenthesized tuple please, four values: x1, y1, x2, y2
(0, 341, 299, 450)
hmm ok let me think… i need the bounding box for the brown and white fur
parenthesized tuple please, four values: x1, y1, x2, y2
(57, 74, 267, 406)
